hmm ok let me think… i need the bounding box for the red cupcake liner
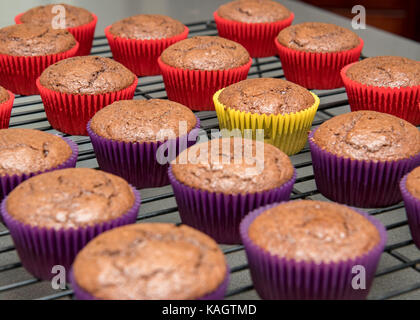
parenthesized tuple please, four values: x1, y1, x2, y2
(105, 25, 189, 76)
(214, 11, 294, 58)
(0, 43, 79, 96)
(36, 77, 138, 136)
(341, 63, 420, 126)
(400, 175, 420, 250)
(275, 37, 364, 90)
(15, 13, 98, 56)
(158, 57, 252, 111)
(0, 91, 14, 129)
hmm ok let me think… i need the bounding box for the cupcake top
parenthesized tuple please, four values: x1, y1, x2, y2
(312, 111, 420, 161)
(109, 14, 185, 40)
(6, 168, 135, 230)
(39, 56, 136, 95)
(90, 99, 197, 143)
(218, 78, 315, 115)
(248, 200, 380, 263)
(73, 223, 227, 300)
(346, 56, 420, 88)
(171, 137, 294, 194)
(0, 24, 76, 57)
(0, 86, 9, 104)
(406, 167, 420, 199)
(277, 22, 360, 53)
(0, 128, 72, 176)
(19, 4, 93, 28)
(160, 36, 250, 71)
(217, 0, 291, 23)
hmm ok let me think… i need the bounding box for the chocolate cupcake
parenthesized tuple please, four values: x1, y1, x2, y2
(214, 78, 320, 155)
(71, 223, 228, 300)
(16, 4, 97, 56)
(37, 56, 138, 135)
(0, 86, 13, 129)
(88, 99, 200, 188)
(214, 0, 294, 57)
(158, 36, 251, 110)
(1, 168, 141, 281)
(275, 22, 363, 89)
(240, 200, 387, 300)
(0, 24, 78, 95)
(0, 128, 78, 203)
(106, 14, 188, 76)
(169, 137, 296, 244)
(341, 56, 420, 125)
(309, 110, 420, 207)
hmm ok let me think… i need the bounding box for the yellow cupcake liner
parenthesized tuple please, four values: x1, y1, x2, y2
(214, 90, 320, 155)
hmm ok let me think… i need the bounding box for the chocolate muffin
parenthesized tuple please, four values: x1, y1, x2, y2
(19, 4, 93, 28)
(277, 22, 360, 53)
(90, 99, 197, 143)
(0, 128, 72, 176)
(248, 200, 380, 263)
(406, 167, 420, 200)
(6, 168, 135, 230)
(39, 56, 136, 95)
(217, 0, 291, 23)
(312, 111, 420, 161)
(0, 24, 76, 56)
(0, 86, 9, 104)
(109, 14, 185, 40)
(160, 36, 250, 71)
(218, 78, 315, 115)
(72, 223, 227, 300)
(345, 56, 420, 88)
(171, 137, 294, 194)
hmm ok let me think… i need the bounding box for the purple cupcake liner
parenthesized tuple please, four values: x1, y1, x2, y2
(240, 202, 387, 300)
(87, 118, 201, 189)
(1, 186, 141, 281)
(400, 175, 420, 250)
(309, 129, 420, 208)
(168, 166, 296, 244)
(70, 268, 230, 300)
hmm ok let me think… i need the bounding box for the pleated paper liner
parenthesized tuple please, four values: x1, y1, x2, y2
(70, 268, 229, 300)
(1, 186, 141, 281)
(240, 202, 387, 300)
(87, 117, 201, 189)
(105, 25, 189, 76)
(309, 130, 420, 208)
(400, 175, 420, 250)
(37, 77, 139, 136)
(275, 37, 364, 90)
(0, 42, 79, 96)
(168, 166, 296, 244)
(15, 13, 98, 56)
(341, 63, 420, 126)
(158, 57, 252, 111)
(214, 11, 294, 58)
(214, 90, 320, 156)
(0, 91, 14, 129)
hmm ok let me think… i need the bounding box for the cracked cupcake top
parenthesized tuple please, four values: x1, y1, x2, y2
(406, 167, 420, 200)
(20, 3, 93, 28)
(0, 128, 72, 176)
(312, 111, 420, 161)
(217, 0, 291, 23)
(109, 14, 185, 40)
(72, 223, 227, 300)
(39, 56, 136, 95)
(346, 56, 420, 88)
(0, 24, 76, 56)
(277, 22, 360, 53)
(160, 36, 250, 71)
(249, 200, 380, 263)
(218, 78, 314, 115)
(6, 168, 134, 229)
(0, 86, 9, 104)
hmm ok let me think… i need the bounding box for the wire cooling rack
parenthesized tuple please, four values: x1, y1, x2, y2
(0, 20, 419, 300)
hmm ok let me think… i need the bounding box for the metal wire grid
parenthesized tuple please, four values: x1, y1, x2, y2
(0, 20, 419, 300)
